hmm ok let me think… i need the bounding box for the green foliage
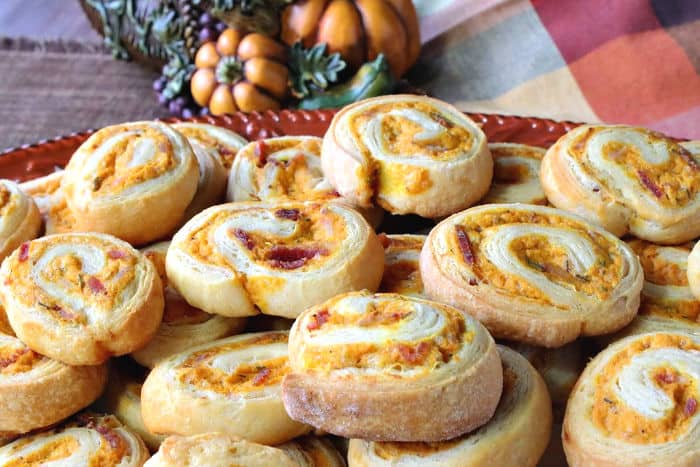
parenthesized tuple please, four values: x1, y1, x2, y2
(289, 42, 347, 99)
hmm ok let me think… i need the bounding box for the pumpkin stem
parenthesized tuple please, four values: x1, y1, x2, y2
(215, 56, 244, 85)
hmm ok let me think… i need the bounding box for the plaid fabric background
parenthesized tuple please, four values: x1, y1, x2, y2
(412, 0, 700, 139)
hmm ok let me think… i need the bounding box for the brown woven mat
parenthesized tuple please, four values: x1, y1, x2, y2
(0, 37, 168, 152)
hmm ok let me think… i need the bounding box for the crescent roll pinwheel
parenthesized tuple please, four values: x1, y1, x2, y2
(0, 179, 41, 260)
(420, 204, 643, 347)
(19, 170, 76, 235)
(171, 122, 247, 171)
(0, 332, 107, 434)
(166, 201, 384, 318)
(482, 143, 547, 205)
(564, 332, 700, 467)
(378, 234, 426, 298)
(321, 95, 493, 218)
(0, 233, 164, 365)
(282, 291, 503, 442)
(141, 331, 311, 444)
(61, 121, 199, 245)
(348, 346, 551, 467)
(0, 413, 149, 466)
(182, 141, 228, 221)
(132, 242, 246, 368)
(541, 125, 700, 244)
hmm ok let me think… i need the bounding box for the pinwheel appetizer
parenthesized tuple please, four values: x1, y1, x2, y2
(141, 331, 311, 444)
(541, 125, 700, 244)
(132, 242, 246, 368)
(321, 95, 493, 218)
(420, 204, 643, 347)
(0, 332, 107, 434)
(0, 233, 164, 365)
(166, 201, 384, 318)
(0, 179, 41, 260)
(171, 122, 247, 171)
(481, 143, 547, 205)
(182, 141, 228, 222)
(282, 291, 503, 442)
(19, 170, 76, 235)
(0, 413, 149, 466)
(348, 346, 551, 467)
(61, 121, 199, 245)
(564, 332, 700, 466)
(378, 234, 426, 298)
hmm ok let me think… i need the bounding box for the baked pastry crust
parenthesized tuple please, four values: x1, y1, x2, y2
(378, 234, 426, 298)
(182, 141, 228, 222)
(141, 331, 311, 444)
(687, 240, 700, 301)
(227, 135, 382, 226)
(0, 179, 41, 260)
(563, 332, 700, 466)
(541, 125, 700, 244)
(19, 170, 76, 235)
(321, 94, 493, 218)
(420, 203, 643, 347)
(348, 345, 551, 467)
(0, 413, 149, 466)
(166, 201, 384, 318)
(61, 121, 199, 245)
(171, 122, 247, 171)
(481, 143, 547, 205)
(0, 232, 164, 365)
(0, 332, 107, 433)
(282, 291, 503, 442)
(132, 242, 246, 368)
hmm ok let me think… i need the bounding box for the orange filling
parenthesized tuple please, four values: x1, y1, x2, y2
(380, 260, 422, 296)
(592, 334, 700, 443)
(4, 437, 79, 466)
(175, 126, 238, 169)
(0, 345, 43, 375)
(87, 125, 177, 195)
(569, 127, 700, 207)
(454, 210, 624, 304)
(0, 185, 18, 218)
(46, 199, 76, 233)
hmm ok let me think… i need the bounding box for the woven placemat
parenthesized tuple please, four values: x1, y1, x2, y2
(0, 37, 168, 152)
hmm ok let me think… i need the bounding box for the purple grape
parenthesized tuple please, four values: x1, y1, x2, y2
(215, 21, 227, 33)
(169, 100, 184, 115)
(152, 77, 166, 92)
(157, 93, 169, 106)
(175, 96, 187, 107)
(199, 107, 210, 116)
(199, 13, 212, 26)
(199, 28, 213, 43)
(182, 108, 194, 119)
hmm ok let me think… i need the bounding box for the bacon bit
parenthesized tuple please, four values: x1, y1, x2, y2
(468, 278, 478, 286)
(679, 147, 699, 171)
(454, 225, 475, 265)
(377, 233, 391, 249)
(637, 170, 664, 198)
(233, 229, 255, 250)
(266, 246, 327, 270)
(18, 242, 29, 262)
(0, 348, 28, 369)
(107, 249, 127, 259)
(254, 140, 269, 167)
(686, 397, 697, 416)
(358, 309, 406, 326)
(274, 208, 300, 221)
(95, 425, 122, 450)
(87, 276, 107, 295)
(397, 342, 431, 364)
(592, 187, 600, 192)
(307, 309, 330, 331)
(57, 307, 77, 320)
(655, 371, 677, 385)
(431, 111, 453, 128)
(252, 367, 271, 386)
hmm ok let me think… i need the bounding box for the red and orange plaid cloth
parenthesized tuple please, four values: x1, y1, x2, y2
(413, 0, 700, 139)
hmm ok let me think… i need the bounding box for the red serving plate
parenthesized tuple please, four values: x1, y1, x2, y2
(0, 110, 580, 183)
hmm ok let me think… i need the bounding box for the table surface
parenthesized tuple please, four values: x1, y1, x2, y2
(1, 0, 97, 40)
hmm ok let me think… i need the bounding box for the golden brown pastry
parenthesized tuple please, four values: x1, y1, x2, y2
(227, 136, 382, 226)
(541, 124, 700, 244)
(61, 121, 199, 245)
(0, 305, 12, 336)
(619, 240, 700, 336)
(481, 142, 547, 205)
(170, 122, 247, 170)
(166, 201, 384, 318)
(132, 242, 246, 368)
(0, 332, 107, 434)
(420, 203, 643, 347)
(321, 94, 493, 218)
(282, 291, 503, 442)
(141, 331, 311, 444)
(348, 345, 551, 467)
(0, 413, 150, 466)
(563, 332, 700, 466)
(182, 141, 228, 221)
(378, 233, 426, 298)
(19, 170, 77, 235)
(0, 179, 41, 260)
(687, 240, 700, 300)
(0, 232, 164, 365)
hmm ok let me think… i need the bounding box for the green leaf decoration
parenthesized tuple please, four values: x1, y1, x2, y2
(289, 42, 347, 99)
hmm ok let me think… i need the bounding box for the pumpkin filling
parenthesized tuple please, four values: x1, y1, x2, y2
(4, 437, 79, 466)
(569, 127, 700, 207)
(380, 260, 422, 296)
(0, 185, 19, 219)
(591, 334, 700, 444)
(0, 345, 44, 375)
(46, 199, 75, 233)
(87, 126, 178, 195)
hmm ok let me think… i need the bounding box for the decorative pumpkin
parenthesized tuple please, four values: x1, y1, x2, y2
(280, 0, 420, 78)
(191, 27, 289, 114)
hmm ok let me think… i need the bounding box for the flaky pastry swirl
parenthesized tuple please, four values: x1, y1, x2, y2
(0, 179, 41, 260)
(378, 234, 426, 298)
(19, 170, 76, 235)
(420, 203, 643, 347)
(171, 122, 247, 170)
(482, 143, 547, 205)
